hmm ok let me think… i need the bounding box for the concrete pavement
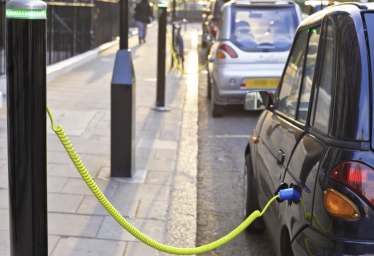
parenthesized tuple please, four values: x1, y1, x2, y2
(0, 23, 200, 255)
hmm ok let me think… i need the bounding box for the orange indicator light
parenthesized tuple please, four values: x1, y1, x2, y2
(324, 189, 360, 220)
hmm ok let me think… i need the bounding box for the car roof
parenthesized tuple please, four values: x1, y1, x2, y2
(299, 2, 374, 27)
(228, 0, 296, 7)
(304, 1, 338, 7)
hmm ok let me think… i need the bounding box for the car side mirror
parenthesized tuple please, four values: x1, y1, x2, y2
(203, 33, 214, 43)
(244, 91, 273, 111)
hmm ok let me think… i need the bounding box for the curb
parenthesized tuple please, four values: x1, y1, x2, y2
(0, 39, 119, 95)
(163, 28, 198, 255)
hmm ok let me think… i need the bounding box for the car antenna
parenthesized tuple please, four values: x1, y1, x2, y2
(321, 0, 323, 11)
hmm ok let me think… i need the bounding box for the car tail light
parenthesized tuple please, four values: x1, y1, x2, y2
(219, 45, 238, 58)
(330, 162, 374, 211)
(210, 21, 218, 35)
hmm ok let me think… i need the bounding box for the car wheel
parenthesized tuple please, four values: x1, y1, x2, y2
(207, 70, 212, 99)
(244, 154, 266, 233)
(211, 84, 224, 117)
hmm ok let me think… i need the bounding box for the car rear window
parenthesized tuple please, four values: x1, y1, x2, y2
(230, 6, 298, 52)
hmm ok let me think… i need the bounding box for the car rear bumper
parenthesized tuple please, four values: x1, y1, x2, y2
(212, 63, 283, 105)
(292, 228, 374, 256)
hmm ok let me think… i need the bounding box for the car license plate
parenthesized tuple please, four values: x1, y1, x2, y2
(245, 78, 279, 88)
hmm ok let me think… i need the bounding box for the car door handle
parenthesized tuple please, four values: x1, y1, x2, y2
(277, 150, 285, 165)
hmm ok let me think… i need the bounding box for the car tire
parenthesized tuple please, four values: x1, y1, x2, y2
(211, 84, 224, 117)
(207, 70, 212, 99)
(244, 154, 266, 233)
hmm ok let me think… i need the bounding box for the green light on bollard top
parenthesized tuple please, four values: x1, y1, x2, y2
(157, 3, 168, 7)
(6, 9, 46, 19)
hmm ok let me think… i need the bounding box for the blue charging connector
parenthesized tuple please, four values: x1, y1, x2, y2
(278, 188, 301, 202)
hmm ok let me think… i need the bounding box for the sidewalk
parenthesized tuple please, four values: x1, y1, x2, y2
(0, 23, 200, 255)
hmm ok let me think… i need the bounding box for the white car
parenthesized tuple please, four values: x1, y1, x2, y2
(207, 0, 303, 117)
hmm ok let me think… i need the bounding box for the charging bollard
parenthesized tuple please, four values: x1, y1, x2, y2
(111, 50, 136, 178)
(154, 3, 170, 112)
(6, 0, 48, 255)
(110, 0, 135, 178)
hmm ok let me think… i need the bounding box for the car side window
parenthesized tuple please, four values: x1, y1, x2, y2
(312, 22, 334, 133)
(297, 27, 321, 123)
(277, 30, 308, 119)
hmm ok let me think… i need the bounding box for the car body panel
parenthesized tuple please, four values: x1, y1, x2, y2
(255, 112, 304, 249)
(327, 9, 370, 142)
(292, 227, 374, 256)
(283, 134, 325, 241)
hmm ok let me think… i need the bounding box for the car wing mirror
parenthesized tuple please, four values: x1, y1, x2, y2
(243, 91, 273, 111)
(203, 33, 214, 43)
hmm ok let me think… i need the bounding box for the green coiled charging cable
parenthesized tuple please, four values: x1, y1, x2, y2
(47, 106, 279, 255)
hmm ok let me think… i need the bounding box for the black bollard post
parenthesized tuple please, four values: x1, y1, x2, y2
(154, 3, 169, 112)
(110, 0, 136, 178)
(6, 0, 48, 255)
(171, 0, 176, 67)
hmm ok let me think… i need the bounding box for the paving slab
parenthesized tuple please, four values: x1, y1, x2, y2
(113, 183, 170, 201)
(51, 237, 127, 256)
(60, 179, 117, 196)
(0, 209, 9, 231)
(136, 200, 168, 221)
(145, 171, 173, 186)
(97, 217, 164, 242)
(136, 158, 175, 172)
(48, 213, 103, 237)
(48, 193, 84, 213)
(76, 195, 139, 217)
(124, 242, 159, 256)
(0, 230, 9, 255)
(0, 190, 8, 209)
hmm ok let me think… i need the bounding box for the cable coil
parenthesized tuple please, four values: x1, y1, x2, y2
(166, 27, 210, 75)
(47, 106, 279, 255)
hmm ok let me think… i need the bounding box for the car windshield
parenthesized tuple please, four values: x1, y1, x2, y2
(230, 7, 298, 52)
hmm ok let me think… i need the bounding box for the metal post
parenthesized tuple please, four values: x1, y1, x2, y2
(111, 0, 135, 178)
(171, 0, 176, 67)
(119, 0, 129, 49)
(183, 0, 187, 31)
(154, 3, 169, 112)
(6, 0, 48, 255)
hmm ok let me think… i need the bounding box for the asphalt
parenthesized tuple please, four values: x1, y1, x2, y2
(196, 42, 276, 256)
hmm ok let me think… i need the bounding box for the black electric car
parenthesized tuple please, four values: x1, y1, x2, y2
(243, 3, 374, 256)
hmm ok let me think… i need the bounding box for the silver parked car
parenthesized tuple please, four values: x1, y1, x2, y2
(207, 0, 303, 117)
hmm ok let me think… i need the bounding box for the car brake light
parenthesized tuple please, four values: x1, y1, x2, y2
(210, 21, 218, 35)
(219, 45, 238, 58)
(330, 162, 374, 211)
